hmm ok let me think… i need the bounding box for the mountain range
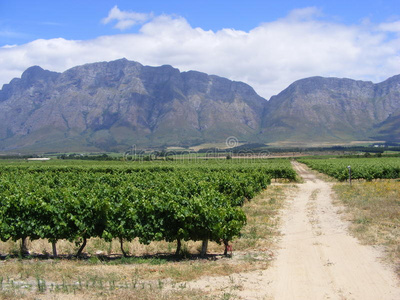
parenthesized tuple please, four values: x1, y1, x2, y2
(0, 58, 399, 152)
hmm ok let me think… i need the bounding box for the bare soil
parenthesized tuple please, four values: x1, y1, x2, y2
(185, 161, 400, 299)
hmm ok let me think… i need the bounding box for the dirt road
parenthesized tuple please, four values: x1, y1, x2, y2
(189, 161, 400, 299)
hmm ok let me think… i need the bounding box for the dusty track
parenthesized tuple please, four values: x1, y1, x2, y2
(188, 161, 400, 299)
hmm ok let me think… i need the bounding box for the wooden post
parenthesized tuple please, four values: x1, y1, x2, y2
(200, 239, 208, 257)
(175, 239, 182, 256)
(347, 166, 352, 186)
(52, 241, 57, 257)
(20, 237, 29, 256)
(119, 237, 127, 257)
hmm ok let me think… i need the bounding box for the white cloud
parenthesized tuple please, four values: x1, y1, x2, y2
(284, 7, 322, 21)
(0, 29, 26, 38)
(378, 20, 400, 32)
(0, 8, 400, 99)
(1, 44, 17, 49)
(102, 5, 153, 30)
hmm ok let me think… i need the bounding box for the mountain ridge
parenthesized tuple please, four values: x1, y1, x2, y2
(261, 74, 400, 143)
(0, 59, 266, 152)
(0, 58, 399, 152)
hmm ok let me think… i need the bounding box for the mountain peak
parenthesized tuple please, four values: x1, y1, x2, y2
(20, 65, 59, 84)
(21, 65, 45, 76)
(286, 76, 374, 93)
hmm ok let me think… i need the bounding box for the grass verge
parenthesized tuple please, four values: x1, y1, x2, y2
(333, 180, 400, 275)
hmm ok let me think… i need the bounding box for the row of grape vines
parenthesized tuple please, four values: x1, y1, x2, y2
(298, 157, 400, 181)
(0, 160, 296, 257)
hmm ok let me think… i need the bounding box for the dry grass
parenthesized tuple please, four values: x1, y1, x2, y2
(0, 184, 293, 299)
(0, 285, 213, 300)
(234, 184, 292, 251)
(333, 180, 400, 274)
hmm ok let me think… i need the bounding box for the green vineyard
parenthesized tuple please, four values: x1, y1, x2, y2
(0, 159, 296, 256)
(298, 157, 400, 181)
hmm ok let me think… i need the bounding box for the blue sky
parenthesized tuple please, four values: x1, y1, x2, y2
(1, 0, 397, 45)
(1, 0, 400, 98)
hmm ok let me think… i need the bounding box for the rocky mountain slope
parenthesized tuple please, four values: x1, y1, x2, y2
(0, 59, 265, 152)
(0, 59, 399, 152)
(261, 76, 400, 143)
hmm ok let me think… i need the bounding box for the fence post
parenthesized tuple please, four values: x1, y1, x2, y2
(347, 165, 352, 186)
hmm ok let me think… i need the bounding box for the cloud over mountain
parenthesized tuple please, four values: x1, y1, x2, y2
(0, 7, 399, 99)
